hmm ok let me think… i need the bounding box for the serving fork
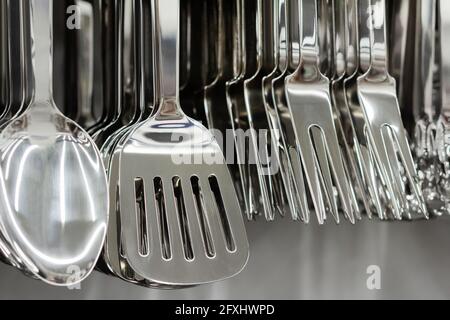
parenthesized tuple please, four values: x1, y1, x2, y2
(285, 0, 354, 224)
(357, 0, 428, 220)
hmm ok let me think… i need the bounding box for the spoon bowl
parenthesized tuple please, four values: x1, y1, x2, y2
(0, 0, 108, 286)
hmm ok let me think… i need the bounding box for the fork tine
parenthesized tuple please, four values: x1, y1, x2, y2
(341, 151, 362, 220)
(358, 145, 384, 219)
(366, 136, 391, 220)
(382, 127, 410, 218)
(391, 125, 429, 218)
(366, 125, 403, 220)
(296, 129, 326, 224)
(321, 123, 355, 224)
(264, 146, 286, 218)
(311, 127, 340, 223)
(287, 147, 309, 222)
(248, 132, 275, 220)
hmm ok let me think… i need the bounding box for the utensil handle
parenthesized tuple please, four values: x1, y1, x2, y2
(367, 0, 388, 75)
(415, 0, 436, 120)
(288, 0, 300, 70)
(259, 0, 275, 69)
(136, 0, 147, 111)
(154, 0, 179, 104)
(276, 0, 287, 69)
(439, 0, 450, 117)
(344, 0, 357, 74)
(333, 0, 346, 77)
(299, 0, 319, 67)
(30, 0, 53, 103)
(358, 0, 372, 73)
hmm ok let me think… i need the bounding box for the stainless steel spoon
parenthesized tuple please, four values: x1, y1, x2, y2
(0, 0, 108, 286)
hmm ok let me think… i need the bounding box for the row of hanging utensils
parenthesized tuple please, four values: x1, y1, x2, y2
(190, 0, 428, 223)
(0, 0, 249, 288)
(63, 0, 434, 229)
(0, 0, 438, 288)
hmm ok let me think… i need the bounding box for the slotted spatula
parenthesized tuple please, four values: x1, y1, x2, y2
(117, 0, 248, 286)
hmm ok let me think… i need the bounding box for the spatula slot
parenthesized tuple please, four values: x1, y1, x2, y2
(153, 177, 172, 260)
(134, 177, 149, 257)
(172, 176, 194, 261)
(208, 175, 236, 252)
(191, 176, 215, 258)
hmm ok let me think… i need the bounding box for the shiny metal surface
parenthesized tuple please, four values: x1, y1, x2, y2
(180, 0, 212, 124)
(271, 0, 309, 223)
(390, 0, 414, 116)
(1, 216, 450, 299)
(204, 0, 248, 219)
(261, 0, 301, 221)
(76, 0, 96, 129)
(225, 0, 254, 220)
(285, 0, 354, 224)
(2, 0, 28, 124)
(357, 0, 427, 220)
(0, 0, 446, 291)
(116, 0, 248, 286)
(343, 0, 387, 220)
(330, 0, 367, 220)
(244, 0, 287, 221)
(226, 0, 265, 220)
(86, 0, 117, 136)
(0, 0, 108, 286)
(102, 0, 155, 285)
(0, 0, 35, 272)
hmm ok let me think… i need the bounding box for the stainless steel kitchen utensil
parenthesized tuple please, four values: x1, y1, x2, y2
(0, 0, 108, 286)
(180, 0, 213, 124)
(0, 0, 36, 272)
(3, 0, 29, 124)
(271, 0, 310, 223)
(87, 0, 118, 136)
(262, 0, 305, 221)
(204, 0, 248, 216)
(285, 0, 354, 224)
(227, 0, 270, 220)
(343, 0, 390, 220)
(357, 0, 428, 220)
(330, 0, 367, 220)
(117, 0, 248, 286)
(244, 0, 288, 221)
(92, 0, 141, 147)
(389, 0, 415, 120)
(102, 0, 157, 285)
